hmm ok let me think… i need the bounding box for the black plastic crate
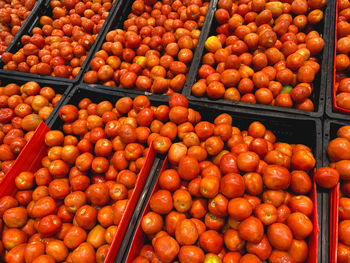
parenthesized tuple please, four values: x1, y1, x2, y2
(79, 0, 218, 98)
(325, 0, 350, 121)
(117, 101, 324, 262)
(0, 0, 119, 84)
(0, 73, 73, 126)
(2, 0, 45, 54)
(181, 0, 332, 118)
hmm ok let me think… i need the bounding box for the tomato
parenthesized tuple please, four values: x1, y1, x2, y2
(222, 228, 244, 252)
(3, 206, 27, 228)
(220, 173, 245, 198)
(175, 219, 199, 245)
(289, 195, 313, 216)
(38, 214, 62, 236)
(287, 212, 313, 240)
(150, 190, 173, 214)
(199, 230, 223, 253)
(31, 196, 57, 218)
(142, 211, 163, 235)
(288, 239, 308, 263)
(5, 243, 27, 263)
(200, 175, 220, 198)
(219, 153, 239, 174)
(86, 183, 109, 206)
(178, 156, 200, 180)
(15, 171, 35, 190)
(262, 165, 291, 190)
(86, 224, 106, 249)
(153, 136, 172, 153)
(338, 243, 350, 263)
(228, 197, 252, 221)
(269, 250, 295, 263)
(70, 242, 96, 263)
(2, 228, 27, 250)
(245, 235, 272, 260)
(48, 179, 69, 199)
(64, 191, 86, 214)
(159, 169, 181, 191)
(59, 105, 79, 123)
(74, 205, 97, 230)
(290, 170, 312, 194)
(64, 226, 87, 249)
(153, 235, 179, 263)
(314, 167, 339, 189)
(178, 245, 205, 263)
(208, 194, 228, 217)
(237, 151, 260, 172)
(96, 244, 110, 263)
(238, 216, 264, 243)
(339, 198, 350, 221)
(46, 240, 69, 262)
(24, 241, 45, 263)
(267, 223, 293, 250)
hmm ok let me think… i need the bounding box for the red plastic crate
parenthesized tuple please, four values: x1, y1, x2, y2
(330, 183, 340, 262)
(332, 0, 350, 115)
(0, 122, 157, 263)
(125, 158, 319, 263)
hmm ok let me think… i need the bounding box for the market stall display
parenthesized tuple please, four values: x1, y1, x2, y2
(0, 0, 346, 261)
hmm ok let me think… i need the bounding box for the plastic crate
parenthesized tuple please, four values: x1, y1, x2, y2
(123, 156, 319, 263)
(79, 0, 218, 98)
(113, 104, 323, 262)
(181, 0, 332, 118)
(323, 119, 350, 262)
(0, 0, 119, 83)
(0, 120, 158, 262)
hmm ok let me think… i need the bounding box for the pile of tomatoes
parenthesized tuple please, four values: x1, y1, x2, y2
(0, 0, 36, 55)
(318, 125, 350, 263)
(0, 80, 61, 179)
(131, 94, 317, 262)
(1, 0, 113, 79)
(192, 0, 325, 111)
(0, 93, 204, 262)
(83, 0, 209, 93)
(335, 0, 350, 110)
